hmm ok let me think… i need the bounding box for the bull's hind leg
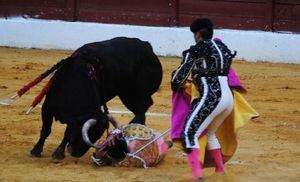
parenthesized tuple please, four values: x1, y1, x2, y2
(52, 126, 69, 160)
(30, 103, 53, 157)
(120, 94, 153, 125)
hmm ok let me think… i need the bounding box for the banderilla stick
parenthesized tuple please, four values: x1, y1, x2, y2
(11, 57, 70, 99)
(26, 80, 52, 114)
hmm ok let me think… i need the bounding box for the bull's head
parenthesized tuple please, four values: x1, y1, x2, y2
(82, 119, 128, 160)
(68, 118, 108, 157)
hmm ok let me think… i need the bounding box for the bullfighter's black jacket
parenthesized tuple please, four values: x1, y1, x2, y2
(171, 39, 236, 91)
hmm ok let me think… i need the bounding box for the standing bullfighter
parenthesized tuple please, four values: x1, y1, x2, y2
(26, 37, 162, 159)
(171, 19, 236, 179)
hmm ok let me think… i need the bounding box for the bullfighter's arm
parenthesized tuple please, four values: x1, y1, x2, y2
(171, 43, 206, 91)
(171, 52, 194, 91)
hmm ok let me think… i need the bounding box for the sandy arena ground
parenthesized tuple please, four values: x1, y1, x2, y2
(0, 47, 299, 182)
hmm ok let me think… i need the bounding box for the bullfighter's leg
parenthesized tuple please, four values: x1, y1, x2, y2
(119, 94, 153, 125)
(30, 103, 53, 157)
(52, 126, 69, 160)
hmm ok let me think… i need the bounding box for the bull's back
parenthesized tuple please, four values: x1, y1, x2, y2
(79, 37, 162, 94)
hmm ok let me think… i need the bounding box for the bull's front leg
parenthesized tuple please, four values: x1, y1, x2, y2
(30, 104, 53, 157)
(119, 94, 152, 125)
(52, 126, 69, 160)
(130, 113, 146, 125)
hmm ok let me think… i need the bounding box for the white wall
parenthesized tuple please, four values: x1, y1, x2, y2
(1, 18, 300, 63)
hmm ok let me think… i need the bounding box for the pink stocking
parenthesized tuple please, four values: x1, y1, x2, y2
(187, 148, 203, 179)
(209, 148, 225, 173)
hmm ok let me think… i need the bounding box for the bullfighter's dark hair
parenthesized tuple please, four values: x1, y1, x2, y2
(107, 138, 128, 160)
(190, 18, 214, 39)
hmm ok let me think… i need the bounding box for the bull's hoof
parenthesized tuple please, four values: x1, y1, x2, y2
(52, 149, 65, 160)
(29, 150, 42, 158)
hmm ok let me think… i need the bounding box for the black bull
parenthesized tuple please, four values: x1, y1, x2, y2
(30, 37, 163, 159)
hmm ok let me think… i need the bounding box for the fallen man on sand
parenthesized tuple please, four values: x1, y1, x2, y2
(90, 123, 172, 168)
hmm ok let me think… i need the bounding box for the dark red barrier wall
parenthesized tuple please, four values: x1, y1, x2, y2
(76, 0, 178, 26)
(274, 0, 300, 32)
(0, 0, 75, 21)
(178, 0, 269, 30)
(0, 0, 299, 32)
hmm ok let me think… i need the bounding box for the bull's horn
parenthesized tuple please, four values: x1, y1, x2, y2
(82, 119, 99, 148)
